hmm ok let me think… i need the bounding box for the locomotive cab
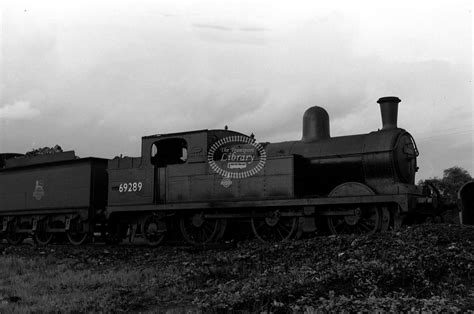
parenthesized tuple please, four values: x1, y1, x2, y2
(150, 138, 188, 167)
(108, 129, 246, 207)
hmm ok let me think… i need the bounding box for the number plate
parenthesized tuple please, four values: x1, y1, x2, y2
(118, 181, 143, 193)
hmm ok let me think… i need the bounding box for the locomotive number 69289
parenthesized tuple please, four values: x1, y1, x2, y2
(118, 182, 143, 193)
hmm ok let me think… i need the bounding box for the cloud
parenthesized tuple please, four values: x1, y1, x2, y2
(239, 27, 266, 32)
(0, 101, 40, 120)
(192, 24, 233, 31)
(0, 1, 471, 179)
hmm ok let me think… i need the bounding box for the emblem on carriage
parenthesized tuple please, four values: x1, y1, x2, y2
(33, 180, 45, 200)
(208, 135, 266, 188)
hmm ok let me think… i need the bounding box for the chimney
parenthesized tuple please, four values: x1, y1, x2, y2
(377, 96, 401, 130)
(302, 106, 330, 142)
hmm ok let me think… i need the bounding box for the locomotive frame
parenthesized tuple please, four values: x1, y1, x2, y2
(0, 96, 440, 246)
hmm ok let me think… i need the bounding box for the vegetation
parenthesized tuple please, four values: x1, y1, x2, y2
(25, 145, 63, 157)
(0, 224, 472, 312)
(419, 166, 472, 207)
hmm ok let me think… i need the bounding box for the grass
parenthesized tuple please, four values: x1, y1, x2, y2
(0, 224, 472, 312)
(0, 257, 193, 312)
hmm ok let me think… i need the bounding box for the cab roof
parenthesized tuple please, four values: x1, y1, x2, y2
(142, 129, 246, 140)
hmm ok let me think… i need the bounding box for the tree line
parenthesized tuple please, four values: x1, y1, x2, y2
(418, 166, 472, 208)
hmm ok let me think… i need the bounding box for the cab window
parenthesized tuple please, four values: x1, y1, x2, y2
(151, 138, 188, 167)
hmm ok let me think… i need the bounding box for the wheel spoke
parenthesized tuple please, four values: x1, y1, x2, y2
(34, 218, 53, 246)
(201, 227, 209, 240)
(6, 220, 24, 245)
(66, 219, 89, 245)
(180, 213, 219, 245)
(203, 223, 213, 234)
(279, 224, 290, 235)
(252, 212, 296, 243)
(359, 221, 371, 231)
(142, 215, 166, 246)
(328, 207, 380, 235)
(256, 221, 266, 231)
(276, 228, 284, 240)
(341, 224, 348, 233)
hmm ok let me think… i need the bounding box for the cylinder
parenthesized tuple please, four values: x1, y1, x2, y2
(302, 106, 330, 142)
(377, 96, 401, 130)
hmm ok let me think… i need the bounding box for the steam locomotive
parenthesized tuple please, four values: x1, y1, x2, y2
(0, 96, 440, 246)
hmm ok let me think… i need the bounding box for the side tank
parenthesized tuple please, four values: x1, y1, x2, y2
(265, 97, 419, 195)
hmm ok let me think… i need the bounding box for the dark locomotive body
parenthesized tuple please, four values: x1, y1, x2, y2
(0, 152, 108, 244)
(0, 97, 439, 245)
(267, 125, 419, 196)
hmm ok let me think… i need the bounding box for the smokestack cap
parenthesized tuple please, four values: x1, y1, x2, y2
(377, 96, 401, 104)
(377, 96, 401, 130)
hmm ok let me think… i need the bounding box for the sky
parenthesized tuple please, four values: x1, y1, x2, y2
(0, 0, 472, 180)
